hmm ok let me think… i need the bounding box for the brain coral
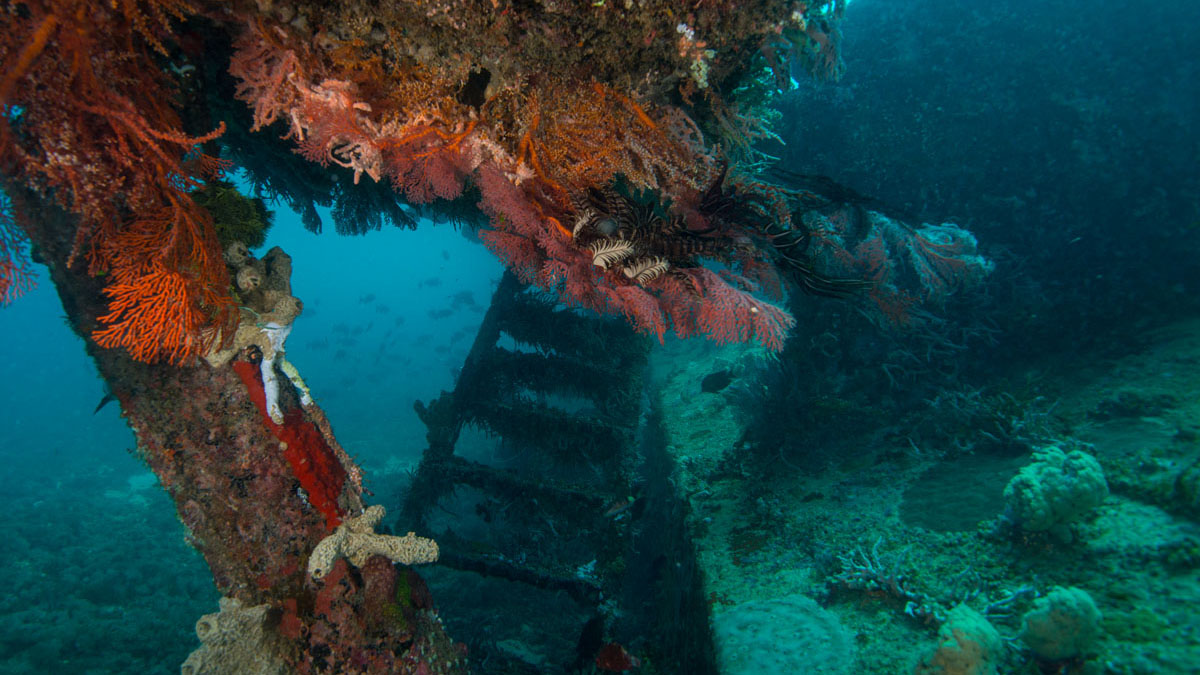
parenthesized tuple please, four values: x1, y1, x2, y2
(915, 604, 1004, 675)
(1003, 446, 1108, 537)
(1019, 586, 1103, 661)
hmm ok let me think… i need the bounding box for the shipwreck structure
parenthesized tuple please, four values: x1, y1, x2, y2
(0, 1, 989, 672)
(404, 271, 713, 670)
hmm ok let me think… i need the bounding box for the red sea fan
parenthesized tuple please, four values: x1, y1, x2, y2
(691, 268, 795, 351)
(0, 203, 35, 304)
(597, 283, 669, 342)
(478, 230, 543, 281)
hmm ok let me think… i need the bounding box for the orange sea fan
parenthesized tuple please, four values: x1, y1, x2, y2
(92, 257, 229, 364)
(90, 195, 236, 364)
(526, 83, 714, 197)
(1, 1, 236, 363)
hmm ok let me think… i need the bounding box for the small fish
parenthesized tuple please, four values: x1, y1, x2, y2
(602, 496, 635, 518)
(93, 384, 116, 414)
(418, 277, 443, 288)
(304, 338, 330, 351)
(428, 308, 454, 319)
(595, 643, 640, 672)
(700, 369, 734, 393)
(358, 293, 377, 304)
(449, 290, 476, 307)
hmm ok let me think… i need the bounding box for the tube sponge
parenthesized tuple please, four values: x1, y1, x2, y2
(181, 597, 288, 675)
(308, 505, 439, 579)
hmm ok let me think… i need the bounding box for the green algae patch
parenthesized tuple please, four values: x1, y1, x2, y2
(1103, 607, 1170, 643)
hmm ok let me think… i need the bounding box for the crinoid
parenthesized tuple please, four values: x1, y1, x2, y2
(568, 170, 866, 300)
(710, 168, 873, 299)
(568, 184, 739, 286)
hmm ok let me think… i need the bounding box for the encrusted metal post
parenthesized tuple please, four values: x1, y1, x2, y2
(13, 185, 463, 674)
